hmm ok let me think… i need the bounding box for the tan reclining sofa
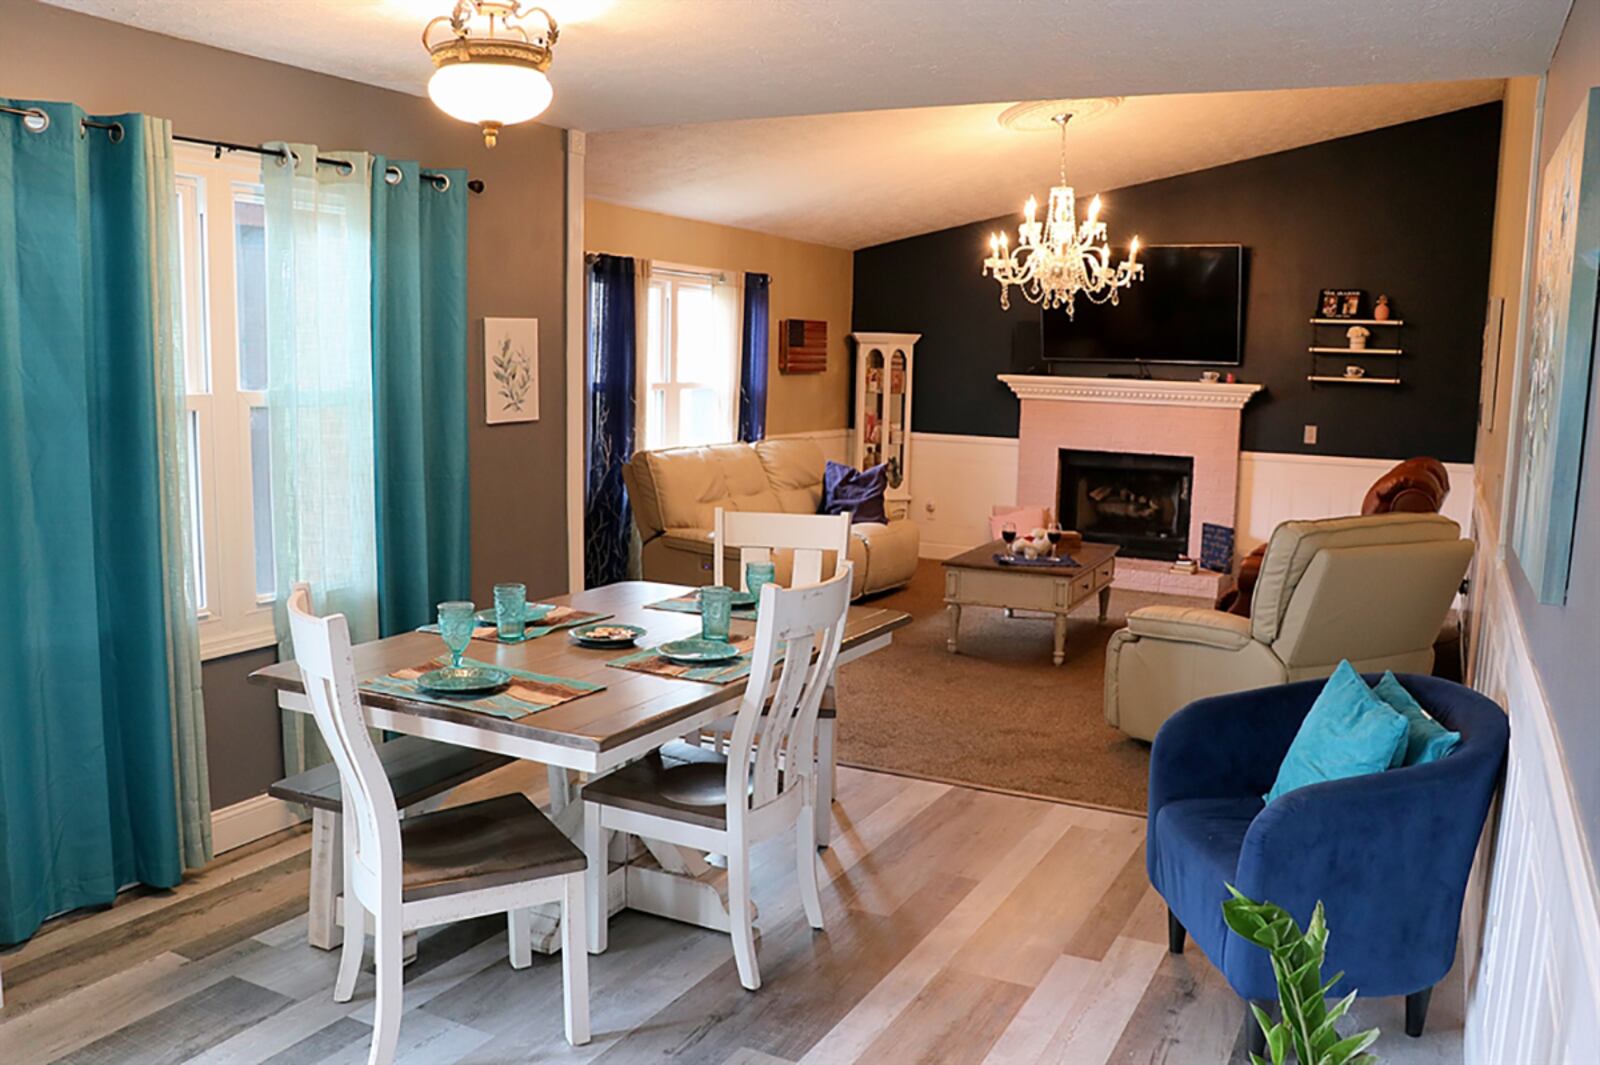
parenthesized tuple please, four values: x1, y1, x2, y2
(1104, 512, 1473, 742)
(621, 439, 920, 599)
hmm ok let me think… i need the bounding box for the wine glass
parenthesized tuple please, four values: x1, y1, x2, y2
(1046, 522, 1063, 557)
(1001, 521, 1018, 547)
(438, 601, 476, 670)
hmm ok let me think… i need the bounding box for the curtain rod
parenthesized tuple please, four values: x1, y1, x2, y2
(2, 106, 483, 194)
(584, 252, 729, 284)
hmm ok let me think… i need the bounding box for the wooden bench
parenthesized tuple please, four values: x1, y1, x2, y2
(269, 736, 513, 949)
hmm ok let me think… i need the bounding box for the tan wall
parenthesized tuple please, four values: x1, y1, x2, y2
(585, 200, 852, 434)
(2, 2, 571, 606)
(1472, 77, 1540, 527)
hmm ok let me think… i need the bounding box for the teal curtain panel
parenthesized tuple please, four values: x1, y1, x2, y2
(0, 101, 210, 945)
(371, 159, 471, 637)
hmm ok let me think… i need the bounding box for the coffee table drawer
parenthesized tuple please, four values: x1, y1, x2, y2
(1071, 571, 1095, 600)
(1094, 559, 1116, 589)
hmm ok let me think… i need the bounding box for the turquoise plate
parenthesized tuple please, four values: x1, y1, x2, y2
(569, 622, 646, 648)
(657, 637, 741, 664)
(698, 588, 757, 608)
(415, 666, 511, 694)
(475, 603, 555, 626)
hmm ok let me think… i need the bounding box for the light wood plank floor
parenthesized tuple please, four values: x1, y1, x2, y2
(0, 764, 1464, 1064)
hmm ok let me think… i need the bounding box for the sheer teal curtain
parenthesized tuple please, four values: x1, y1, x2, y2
(0, 101, 209, 944)
(265, 144, 379, 775)
(371, 159, 470, 636)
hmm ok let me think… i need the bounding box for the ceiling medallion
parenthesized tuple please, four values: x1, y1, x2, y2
(423, 1, 560, 147)
(983, 103, 1144, 316)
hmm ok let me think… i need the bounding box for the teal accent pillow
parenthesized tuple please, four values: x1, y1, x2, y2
(1264, 661, 1410, 803)
(1373, 671, 1462, 766)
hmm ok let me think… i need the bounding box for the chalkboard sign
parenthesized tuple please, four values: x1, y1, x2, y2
(1200, 523, 1235, 573)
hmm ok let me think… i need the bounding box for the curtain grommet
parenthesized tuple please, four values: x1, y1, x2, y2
(21, 108, 49, 134)
(429, 173, 451, 193)
(385, 165, 404, 186)
(107, 122, 125, 144)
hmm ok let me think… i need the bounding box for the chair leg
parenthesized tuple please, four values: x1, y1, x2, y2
(334, 872, 365, 1002)
(814, 714, 836, 848)
(307, 808, 341, 950)
(728, 849, 760, 991)
(368, 907, 405, 1065)
(561, 876, 591, 1046)
(796, 797, 825, 931)
(1245, 1000, 1271, 1059)
(1406, 986, 1433, 1038)
(1167, 908, 1186, 954)
(508, 908, 533, 970)
(582, 803, 609, 954)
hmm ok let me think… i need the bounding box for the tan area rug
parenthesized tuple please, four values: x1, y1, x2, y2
(834, 558, 1201, 813)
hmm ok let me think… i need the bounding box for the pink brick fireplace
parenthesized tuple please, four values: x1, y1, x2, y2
(1000, 375, 1265, 563)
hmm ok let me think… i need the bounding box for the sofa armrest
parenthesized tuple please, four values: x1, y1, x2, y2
(1126, 605, 1254, 650)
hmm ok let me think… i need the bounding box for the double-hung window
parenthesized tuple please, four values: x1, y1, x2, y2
(642, 264, 740, 450)
(174, 144, 276, 658)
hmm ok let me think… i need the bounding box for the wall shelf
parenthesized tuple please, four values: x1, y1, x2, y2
(1307, 375, 1402, 385)
(1309, 318, 1404, 327)
(1308, 346, 1403, 355)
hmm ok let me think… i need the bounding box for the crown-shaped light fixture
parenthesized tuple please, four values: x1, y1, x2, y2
(423, 1, 559, 147)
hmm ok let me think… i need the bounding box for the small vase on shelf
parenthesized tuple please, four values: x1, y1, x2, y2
(1373, 295, 1392, 321)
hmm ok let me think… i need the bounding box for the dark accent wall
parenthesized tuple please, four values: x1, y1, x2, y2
(853, 104, 1503, 462)
(1507, 0, 1600, 862)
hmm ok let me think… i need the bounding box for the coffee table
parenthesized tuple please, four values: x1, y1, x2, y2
(942, 540, 1118, 665)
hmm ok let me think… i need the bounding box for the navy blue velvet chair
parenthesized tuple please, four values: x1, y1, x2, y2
(1147, 674, 1507, 1048)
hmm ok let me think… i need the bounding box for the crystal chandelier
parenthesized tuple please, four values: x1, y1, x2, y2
(423, 1, 560, 148)
(983, 113, 1144, 315)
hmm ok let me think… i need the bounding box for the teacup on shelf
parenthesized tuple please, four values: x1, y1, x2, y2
(1344, 365, 1366, 379)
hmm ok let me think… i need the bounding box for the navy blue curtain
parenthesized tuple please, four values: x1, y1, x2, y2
(584, 254, 636, 587)
(737, 272, 771, 442)
(371, 159, 471, 636)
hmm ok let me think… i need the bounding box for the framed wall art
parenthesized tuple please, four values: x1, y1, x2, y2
(485, 317, 538, 424)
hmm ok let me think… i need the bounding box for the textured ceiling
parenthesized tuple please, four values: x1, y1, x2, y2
(588, 80, 1507, 249)
(43, 0, 1564, 131)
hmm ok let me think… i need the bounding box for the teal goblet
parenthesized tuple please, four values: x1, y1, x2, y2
(437, 601, 477, 669)
(744, 561, 777, 612)
(700, 586, 733, 643)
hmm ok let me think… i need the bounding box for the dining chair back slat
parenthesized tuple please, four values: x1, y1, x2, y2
(713, 509, 851, 590)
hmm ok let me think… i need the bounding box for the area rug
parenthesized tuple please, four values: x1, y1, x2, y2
(834, 558, 1200, 813)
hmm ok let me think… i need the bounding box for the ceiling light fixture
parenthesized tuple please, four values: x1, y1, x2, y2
(983, 112, 1144, 316)
(423, 1, 559, 148)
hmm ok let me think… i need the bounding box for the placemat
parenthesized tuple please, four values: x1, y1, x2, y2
(607, 634, 778, 685)
(645, 592, 759, 622)
(361, 655, 605, 720)
(993, 553, 1081, 568)
(417, 605, 613, 643)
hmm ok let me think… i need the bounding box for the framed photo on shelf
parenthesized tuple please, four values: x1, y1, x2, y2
(1318, 289, 1365, 318)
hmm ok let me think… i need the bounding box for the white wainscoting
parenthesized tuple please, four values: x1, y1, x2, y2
(211, 793, 305, 855)
(1463, 505, 1600, 1064)
(903, 432, 1020, 559)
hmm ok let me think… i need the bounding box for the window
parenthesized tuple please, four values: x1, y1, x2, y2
(175, 144, 276, 658)
(643, 265, 740, 450)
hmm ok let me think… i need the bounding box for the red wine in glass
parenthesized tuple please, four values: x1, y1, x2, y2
(1047, 523, 1063, 556)
(1001, 522, 1018, 546)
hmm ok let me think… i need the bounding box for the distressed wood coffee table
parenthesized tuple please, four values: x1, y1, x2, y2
(942, 540, 1118, 665)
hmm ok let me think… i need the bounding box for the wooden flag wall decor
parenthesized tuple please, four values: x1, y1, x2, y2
(779, 319, 828, 374)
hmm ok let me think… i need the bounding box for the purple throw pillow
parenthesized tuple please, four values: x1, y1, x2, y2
(822, 461, 889, 524)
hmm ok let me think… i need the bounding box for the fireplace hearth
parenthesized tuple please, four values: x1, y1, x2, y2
(1058, 449, 1194, 561)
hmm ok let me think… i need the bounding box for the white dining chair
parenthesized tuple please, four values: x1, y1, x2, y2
(286, 583, 590, 1064)
(581, 564, 853, 991)
(712, 507, 850, 845)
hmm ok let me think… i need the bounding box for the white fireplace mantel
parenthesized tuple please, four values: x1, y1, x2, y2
(998, 374, 1264, 410)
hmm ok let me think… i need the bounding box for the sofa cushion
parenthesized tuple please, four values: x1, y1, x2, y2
(1151, 795, 1261, 963)
(642, 444, 784, 531)
(754, 438, 827, 514)
(1264, 661, 1408, 804)
(823, 460, 889, 523)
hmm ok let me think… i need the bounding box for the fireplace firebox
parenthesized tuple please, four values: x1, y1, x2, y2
(1057, 449, 1193, 561)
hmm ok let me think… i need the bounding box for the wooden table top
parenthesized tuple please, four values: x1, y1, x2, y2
(942, 540, 1117, 574)
(250, 580, 910, 755)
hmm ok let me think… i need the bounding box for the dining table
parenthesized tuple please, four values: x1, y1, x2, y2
(250, 579, 910, 952)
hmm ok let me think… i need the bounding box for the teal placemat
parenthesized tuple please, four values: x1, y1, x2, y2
(361, 655, 605, 720)
(607, 634, 780, 685)
(418, 604, 613, 643)
(645, 592, 759, 622)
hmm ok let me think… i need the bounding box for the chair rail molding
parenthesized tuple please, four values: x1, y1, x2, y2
(997, 374, 1264, 409)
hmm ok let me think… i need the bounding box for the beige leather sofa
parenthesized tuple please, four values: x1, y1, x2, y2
(622, 439, 920, 599)
(1104, 513, 1474, 742)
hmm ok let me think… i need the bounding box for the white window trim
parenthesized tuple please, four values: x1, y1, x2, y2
(176, 144, 277, 660)
(643, 261, 741, 452)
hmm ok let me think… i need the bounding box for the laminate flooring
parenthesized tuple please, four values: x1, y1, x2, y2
(0, 764, 1464, 1065)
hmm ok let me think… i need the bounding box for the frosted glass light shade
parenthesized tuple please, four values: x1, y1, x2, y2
(427, 61, 553, 127)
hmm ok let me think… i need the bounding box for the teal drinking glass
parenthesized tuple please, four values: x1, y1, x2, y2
(494, 582, 527, 641)
(700, 585, 733, 643)
(744, 561, 777, 612)
(438, 601, 477, 669)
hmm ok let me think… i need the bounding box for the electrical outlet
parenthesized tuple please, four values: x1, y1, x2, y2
(925, 500, 937, 514)
(1303, 424, 1318, 445)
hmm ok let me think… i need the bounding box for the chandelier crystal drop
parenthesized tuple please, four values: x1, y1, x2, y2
(423, 1, 559, 148)
(982, 113, 1144, 316)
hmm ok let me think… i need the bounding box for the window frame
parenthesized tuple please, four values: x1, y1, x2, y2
(643, 263, 740, 451)
(175, 144, 277, 660)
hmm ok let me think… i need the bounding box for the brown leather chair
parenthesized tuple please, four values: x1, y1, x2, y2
(1218, 458, 1450, 617)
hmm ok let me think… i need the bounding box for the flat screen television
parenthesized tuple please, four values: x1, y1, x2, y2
(1040, 243, 1245, 365)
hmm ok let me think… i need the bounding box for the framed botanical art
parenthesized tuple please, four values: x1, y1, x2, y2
(485, 317, 538, 424)
(1511, 89, 1600, 605)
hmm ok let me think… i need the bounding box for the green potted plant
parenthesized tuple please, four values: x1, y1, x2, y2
(1222, 886, 1381, 1065)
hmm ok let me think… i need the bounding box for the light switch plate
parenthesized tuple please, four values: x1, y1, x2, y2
(1303, 424, 1318, 445)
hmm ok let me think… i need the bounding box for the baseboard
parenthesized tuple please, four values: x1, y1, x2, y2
(210, 793, 306, 855)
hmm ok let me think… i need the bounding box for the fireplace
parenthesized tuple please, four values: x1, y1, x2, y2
(1057, 449, 1194, 561)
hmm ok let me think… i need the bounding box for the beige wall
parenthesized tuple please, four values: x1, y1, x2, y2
(585, 200, 853, 434)
(2, 2, 571, 606)
(1472, 77, 1540, 527)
